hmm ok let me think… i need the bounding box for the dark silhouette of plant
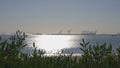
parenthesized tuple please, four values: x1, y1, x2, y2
(79, 39, 119, 68)
(0, 30, 27, 68)
(0, 31, 120, 68)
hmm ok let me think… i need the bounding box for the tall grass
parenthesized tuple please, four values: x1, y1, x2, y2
(0, 30, 120, 68)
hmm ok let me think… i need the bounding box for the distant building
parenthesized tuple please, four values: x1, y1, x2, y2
(35, 33, 42, 35)
(81, 31, 96, 35)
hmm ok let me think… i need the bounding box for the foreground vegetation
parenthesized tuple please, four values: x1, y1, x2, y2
(0, 30, 120, 68)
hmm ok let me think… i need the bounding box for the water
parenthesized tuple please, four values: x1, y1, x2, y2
(1, 34, 120, 55)
(25, 35, 120, 55)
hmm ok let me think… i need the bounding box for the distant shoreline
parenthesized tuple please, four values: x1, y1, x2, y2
(1, 33, 120, 36)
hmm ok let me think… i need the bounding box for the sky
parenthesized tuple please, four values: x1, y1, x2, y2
(0, 0, 120, 34)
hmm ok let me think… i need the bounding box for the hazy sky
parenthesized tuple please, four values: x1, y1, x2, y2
(0, 0, 120, 34)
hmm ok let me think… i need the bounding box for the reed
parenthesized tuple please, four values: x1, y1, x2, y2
(0, 30, 120, 68)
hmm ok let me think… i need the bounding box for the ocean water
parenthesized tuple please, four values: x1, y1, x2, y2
(1, 34, 120, 55)
(25, 35, 120, 55)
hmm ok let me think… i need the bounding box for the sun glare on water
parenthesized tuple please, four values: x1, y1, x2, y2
(29, 35, 74, 53)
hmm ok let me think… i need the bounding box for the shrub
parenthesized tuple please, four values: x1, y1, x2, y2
(0, 30, 120, 68)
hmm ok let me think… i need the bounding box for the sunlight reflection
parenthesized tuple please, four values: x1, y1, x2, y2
(30, 35, 74, 53)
